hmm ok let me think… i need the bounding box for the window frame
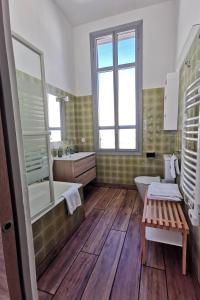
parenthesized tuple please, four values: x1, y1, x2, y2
(47, 93, 65, 142)
(90, 21, 143, 155)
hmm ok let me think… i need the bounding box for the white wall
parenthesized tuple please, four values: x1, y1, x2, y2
(176, 0, 200, 60)
(73, 0, 177, 96)
(9, 0, 75, 94)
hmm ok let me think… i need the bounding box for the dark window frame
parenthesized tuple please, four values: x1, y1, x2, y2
(90, 20, 143, 155)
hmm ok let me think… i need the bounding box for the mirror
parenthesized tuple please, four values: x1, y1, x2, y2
(12, 34, 54, 219)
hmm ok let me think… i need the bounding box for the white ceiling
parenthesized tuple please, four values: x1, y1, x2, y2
(55, 0, 169, 26)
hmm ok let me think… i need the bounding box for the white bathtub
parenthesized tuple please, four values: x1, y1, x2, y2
(28, 181, 82, 223)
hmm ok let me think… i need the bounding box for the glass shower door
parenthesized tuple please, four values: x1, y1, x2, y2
(12, 34, 54, 219)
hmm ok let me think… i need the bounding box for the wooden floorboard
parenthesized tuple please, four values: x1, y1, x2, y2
(132, 193, 144, 216)
(139, 266, 168, 300)
(164, 245, 198, 300)
(84, 187, 108, 217)
(110, 214, 141, 300)
(53, 252, 97, 300)
(81, 230, 125, 300)
(95, 188, 120, 210)
(37, 188, 200, 300)
(38, 290, 52, 300)
(37, 209, 104, 294)
(82, 189, 126, 255)
(192, 274, 200, 300)
(146, 241, 165, 270)
(112, 190, 136, 231)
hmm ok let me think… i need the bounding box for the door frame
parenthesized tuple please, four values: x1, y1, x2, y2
(0, 1, 38, 299)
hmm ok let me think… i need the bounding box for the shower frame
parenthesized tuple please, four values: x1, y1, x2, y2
(12, 32, 55, 219)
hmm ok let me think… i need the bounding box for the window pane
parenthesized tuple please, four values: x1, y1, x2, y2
(97, 35, 113, 68)
(99, 130, 115, 149)
(50, 130, 61, 142)
(98, 71, 114, 126)
(119, 129, 136, 149)
(48, 94, 61, 128)
(118, 30, 135, 65)
(118, 68, 136, 126)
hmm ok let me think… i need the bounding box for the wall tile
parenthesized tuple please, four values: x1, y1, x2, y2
(74, 88, 176, 184)
(177, 29, 200, 282)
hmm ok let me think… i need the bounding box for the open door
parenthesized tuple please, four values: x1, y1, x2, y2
(0, 109, 22, 299)
(0, 0, 38, 299)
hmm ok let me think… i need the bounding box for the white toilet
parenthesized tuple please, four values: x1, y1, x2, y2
(135, 176, 160, 201)
(134, 154, 174, 201)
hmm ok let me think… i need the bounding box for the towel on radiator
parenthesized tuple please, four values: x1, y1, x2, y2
(147, 182, 183, 201)
(62, 186, 82, 215)
(170, 154, 180, 179)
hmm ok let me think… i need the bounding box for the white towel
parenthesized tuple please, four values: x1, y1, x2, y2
(170, 154, 176, 179)
(175, 158, 180, 175)
(147, 182, 183, 202)
(62, 186, 82, 215)
(170, 154, 180, 179)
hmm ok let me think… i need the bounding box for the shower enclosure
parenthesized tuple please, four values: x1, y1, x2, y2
(12, 33, 55, 219)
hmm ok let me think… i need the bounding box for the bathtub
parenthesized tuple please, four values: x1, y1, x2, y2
(31, 181, 85, 274)
(28, 181, 82, 222)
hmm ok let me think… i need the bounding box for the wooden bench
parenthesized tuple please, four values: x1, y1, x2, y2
(141, 196, 189, 275)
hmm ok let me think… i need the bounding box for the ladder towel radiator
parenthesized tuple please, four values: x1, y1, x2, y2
(181, 76, 200, 226)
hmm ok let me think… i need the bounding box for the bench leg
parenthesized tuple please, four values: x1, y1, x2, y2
(182, 233, 187, 275)
(141, 223, 146, 265)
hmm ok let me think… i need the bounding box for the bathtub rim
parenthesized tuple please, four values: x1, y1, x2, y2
(31, 181, 82, 224)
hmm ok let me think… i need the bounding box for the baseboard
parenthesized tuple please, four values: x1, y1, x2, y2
(93, 181, 137, 190)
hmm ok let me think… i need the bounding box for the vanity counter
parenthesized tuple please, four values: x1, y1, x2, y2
(53, 152, 96, 186)
(53, 152, 95, 161)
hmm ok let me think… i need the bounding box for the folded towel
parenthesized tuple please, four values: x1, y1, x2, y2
(170, 154, 180, 179)
(170, 155, 176, 179)
(175, 157, 180, 175)
(62, 186, 82, 215)
(147, 182, 183, 202)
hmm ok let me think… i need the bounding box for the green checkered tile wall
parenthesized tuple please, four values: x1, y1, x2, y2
(177, 29, 200, 282)
(64, 96, 77, 143)
(75, 88, 177, 185)
(15, 71, 177, 186)
(96, 155, 163, 185)
(32, 191, 84, 272)
(75, 96, 94, 151)
(177, 31, 200, 151)
(143, 88, 177, 154)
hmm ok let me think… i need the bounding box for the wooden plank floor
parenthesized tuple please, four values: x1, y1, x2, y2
(38, 187, 200, 300)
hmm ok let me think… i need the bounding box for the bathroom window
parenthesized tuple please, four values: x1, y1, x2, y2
(90, 21, 143, 154)
(48, 94, 65, 142)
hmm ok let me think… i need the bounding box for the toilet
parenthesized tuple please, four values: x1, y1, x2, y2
(134, 154, 174, 201)
(135, 176, 160, 201)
